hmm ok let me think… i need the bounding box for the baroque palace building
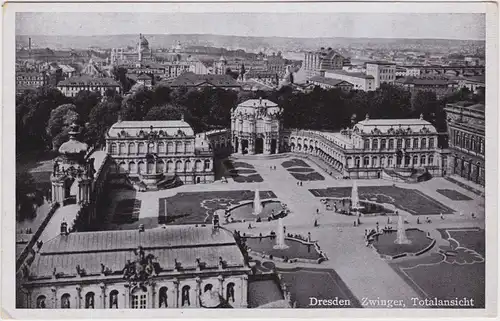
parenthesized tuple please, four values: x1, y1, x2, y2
(444, 101, 485, 186)
(227, 99, 446, 180)
(18, 225, 250, 309)
(105, 118, 214, 187)
(281, 115, 446, 179)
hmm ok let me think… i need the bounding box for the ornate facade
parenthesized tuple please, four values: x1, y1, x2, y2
(105, 118, 214, 187)
(281, 115, 445, 179)
(18, 226, 250, 309)
(231, 99, 282, 155)
(444, 102, 485, 186)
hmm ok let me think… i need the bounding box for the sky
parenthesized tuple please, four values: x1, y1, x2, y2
(16, 12, 485, 40)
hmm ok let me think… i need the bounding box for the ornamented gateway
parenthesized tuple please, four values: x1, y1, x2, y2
(231, 98, 282, 155)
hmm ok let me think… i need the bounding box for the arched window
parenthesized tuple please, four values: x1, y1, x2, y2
(372, 157, 378, 167)
(387, 156, 393, 167)
(36, 295, 47, 308)
(167, 161, 174, 173)
(138, 142, 146, 154)
(413, 156, 418, 166)
(109, 290, 119, 309)
(181, 285, 191, 307)
(363, 140, 370, 149)
(148, 143, 155, 154)
(429, 155, 434, 165)
(429, 138, 435, 149)
(175, 161, 183, 172)
(138, 161, 146, 174)
(388, 139, 394, 150)
(363, 157, 369, 167)
(61, 293, 71, 309)
(413, 138, 419, 149)
(204, 160, 211, 171)
(396, 139, 403, 150)
(372, 139, 378, 150)
(226, 283, 235, 303)
(85, 292, 95, 309)
(185, 160, 192, 171)
(110, 143, 118, 155)
(119, 162, 127, 173)
(381, 139, 387, 150)
(195, 160, 203, 171)
(147, 161, 155, 174)
(185, 142, 192, 153)
(421, 155, 426, 165)
(421, 138, 427, 149)
(175, 142, 183, 154)
(380, 157, 385, 167)
(129, 162, 136, 174)
(128, 143, 136, 154)
(158, 142, 165, 154)
(131, 287, 147, 309)
(157, 160, 165, 173)
(119, 143, 126, 155)
(158, 287, 168, 308)
(167, 142, 174, 154)
(204, 284, 213, 292)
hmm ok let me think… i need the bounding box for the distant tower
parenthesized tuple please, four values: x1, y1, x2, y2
(138, 33, 143, 63)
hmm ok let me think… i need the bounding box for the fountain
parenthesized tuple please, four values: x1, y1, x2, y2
(273, 218, 289, 249)
(395, 215, 412, 244)
(350, 181, 364, 213)
(253, 188, 263, 215)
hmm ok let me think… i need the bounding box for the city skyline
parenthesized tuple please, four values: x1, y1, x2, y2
(16, 13, 485, 40)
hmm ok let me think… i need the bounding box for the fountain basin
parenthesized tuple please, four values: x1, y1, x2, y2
(324, 198, 394, 216)
(245, 236, 327, 264)
(225, 200, 287, 223)
(371, 228, 435, 260)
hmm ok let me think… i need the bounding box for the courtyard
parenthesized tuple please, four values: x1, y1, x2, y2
(95, 154, 485, 308)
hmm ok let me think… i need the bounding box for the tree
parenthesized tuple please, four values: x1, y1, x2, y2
(84, 100, 121, 147)
(16, 171, 42, 221)
(16, 86, 72, 154)
(144, 104, 185, 121)
(46, 104, 80, 151)
(111, 66, 133, 92)
(225, 67, 239, 80)
(74, 90, 102, 123)
(120, 87, 154, 121)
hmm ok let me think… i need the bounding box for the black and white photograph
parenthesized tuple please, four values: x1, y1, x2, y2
(2, 2, 498, 318)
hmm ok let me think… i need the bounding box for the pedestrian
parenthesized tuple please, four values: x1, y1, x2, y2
(357, 217, 361, 225)
(354, 220, 357, 227)
(471, 212, 476, 219)
(248, 223, 252, 229)
(417, 217, 420, 224)
(387, 216, 390, 224)
(316, 208, 319, 214)
(314, 219, 318, 227)
(440, 213, 444, 220)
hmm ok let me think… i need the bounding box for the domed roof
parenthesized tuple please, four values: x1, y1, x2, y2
(140, 35, 149, 47)
(58, 123, 88, 155)
(59, 139, 88, 155)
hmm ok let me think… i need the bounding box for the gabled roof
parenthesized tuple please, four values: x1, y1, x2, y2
(57, 76, 120, 87)
(309, 76, 353, 87)
(168, 72, 240, 88)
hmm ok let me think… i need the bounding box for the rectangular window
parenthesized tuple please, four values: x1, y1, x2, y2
(132, 294, 147, 309)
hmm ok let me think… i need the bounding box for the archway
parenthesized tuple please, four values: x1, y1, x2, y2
(241, 139, 249, 155)
(255, 137, 264, 154)
(270, 139, 277, 154)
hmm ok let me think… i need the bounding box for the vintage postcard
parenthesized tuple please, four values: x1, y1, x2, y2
(1, 1, 498, 319)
